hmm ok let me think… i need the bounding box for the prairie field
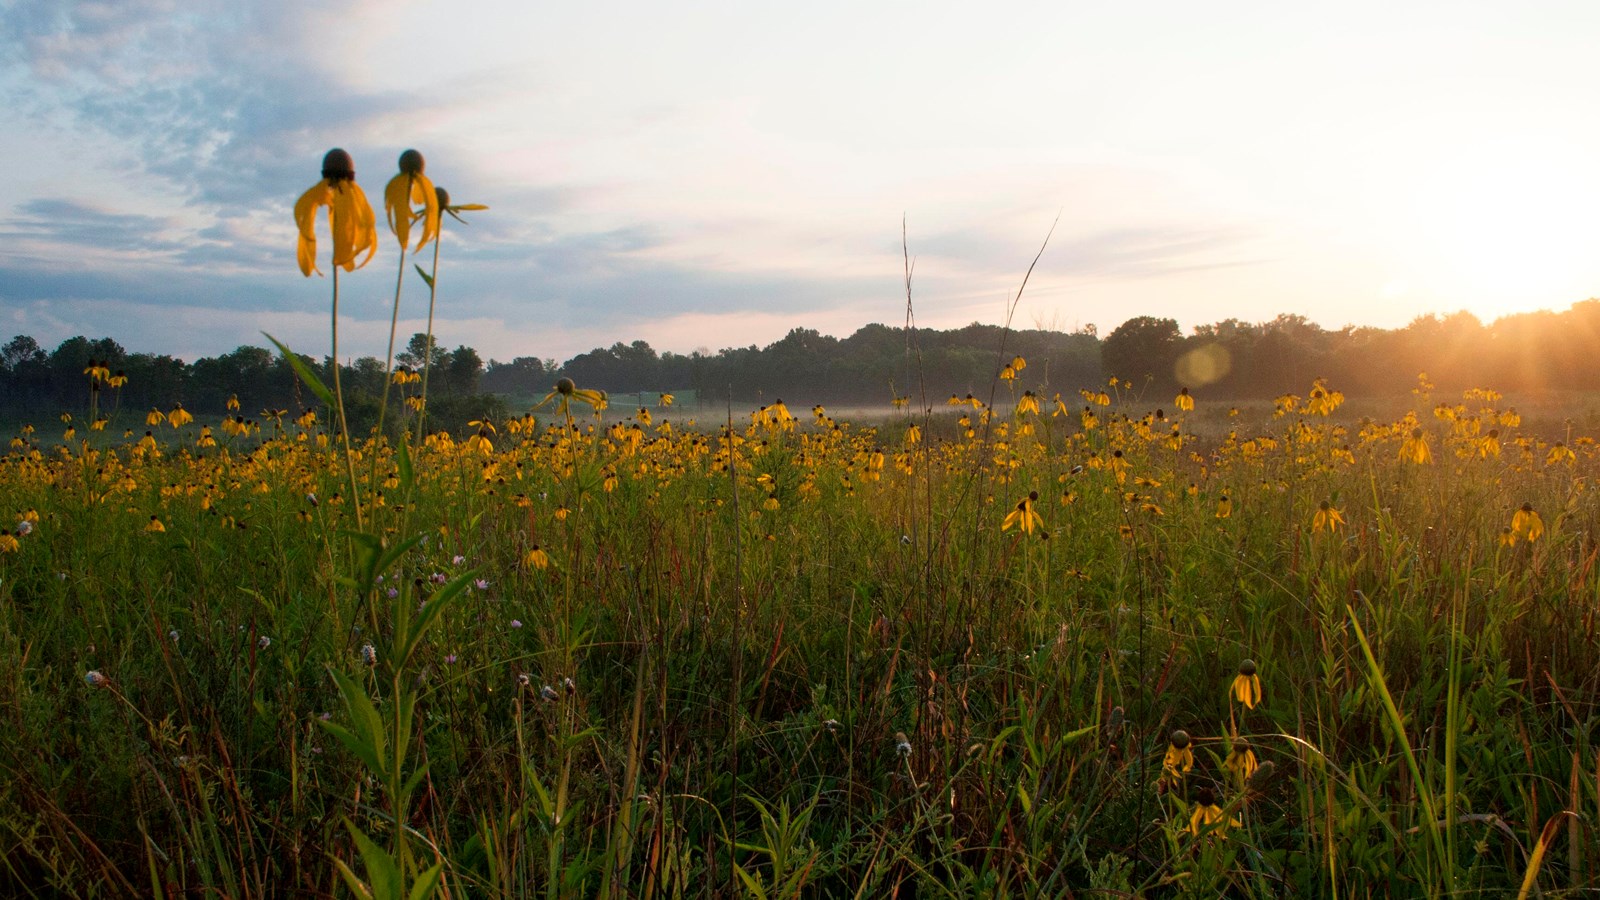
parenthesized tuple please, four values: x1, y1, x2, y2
(1, 371, 1597, 898)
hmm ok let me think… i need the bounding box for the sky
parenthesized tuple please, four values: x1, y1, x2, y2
(2, 0, 1598, 364)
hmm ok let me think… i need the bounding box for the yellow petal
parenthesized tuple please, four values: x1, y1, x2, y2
(293, 180, 332, 276)
(409, 171, 439, 250)
(384, 173, 413, 249)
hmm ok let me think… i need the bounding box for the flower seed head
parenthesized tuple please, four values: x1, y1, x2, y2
(1238, 659, 1257, 676)
(321, 148, 355, 181)
(1193, 785, 1217, 806)
(556, 377, 576, 396)
(435, 186, 450, 208)
(85, 670, 109, 688)
(397, 149, 425, 175)
(1169, 729, 1190, 749)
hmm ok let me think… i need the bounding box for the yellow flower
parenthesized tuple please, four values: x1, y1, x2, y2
(1215, 494, 1231, 519)
(1511, 503, 1544, 542)
(1188, 786, 1236, 837)
(294, 148, 377, 276)
(1546, 442, 1576, 466)
(145, 516, 166, 533)
(1016, 391, 1041, 416)
(1230, 659, 1261, 709)
(1312, 500, 1344, 534)
(1399, 427, 1432, 464)
(1163, 729, 1194, 778)
(1001, 491, 1043, 535)
(660, 393, 675, 407)
(168, 403, 194, 428)
(1225, 740, 1259, 784)
(1175, 387, 1194, 412)
(383, 149, 440, 251)
(524, 545, 550, 570)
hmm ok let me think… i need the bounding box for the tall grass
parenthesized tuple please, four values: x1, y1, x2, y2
(0, 363, 1596, 896)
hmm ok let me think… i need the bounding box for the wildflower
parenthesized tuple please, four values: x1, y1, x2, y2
(146, 516, 166, 534)
(360, 644, 377, 667)
(1230, 660, 1261, 709)
(146, 408, 166, 427)
(1215, 494, 1231, 519)
(168, 629, 180, 644)
(382, 149, 440, 251)
(474, 578, 490, 591)
(540, 684, 560, 702)
(1001, 491, 1043, 535)
(1312, 500, 1344, 534)
(0, 533, 17, 554)
(1175, 387, 1194, 412)
(822, 718, 841, 732)
(257, 635, 271, 650)
(168, 403, 194, 427)
(524, 546, 550, 570)
(1546, 442, 1576, 466)
(1163, 729, 1194, 778)
(295, 148, 378, 276)
(1188, 786, 1234, 837)
(562, 676, 576, 695)
(85, 670, 110, 688)
(510, 619, 523, 629)
(894, 731, 912, 758)
(1225, 740, 1259, 783)
(1511, 503, 1544, 542)
(517, 672, 531, 687)
(1399, 427, 1432, 464)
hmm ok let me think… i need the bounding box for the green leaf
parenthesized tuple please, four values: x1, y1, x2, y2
(407, 863, 443, 900)
(319, 721, 384, 783)
(327, 668, 388, 776)
(263, 332, 335, 408)
(344, 818, 402, 900)
(413, 265, 435, 289)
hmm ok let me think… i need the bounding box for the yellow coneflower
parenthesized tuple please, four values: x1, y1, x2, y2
(168, 403, 193, 428)
(145, 516, 166, 533)
(1001, 491, 1043, 535)
(1546, 442, 1576, 466)
(146, 408, 166, 427)
(1188, 786, 1235, 836)
(382, 149, 440, 251)
(1163, 729, 1194, 778)
(1399, 427, 1432, 464)
(1225, 740, 1259, 784)
(226, 394, 240, 412)
(1215, 494, 1231, 519)
(524, 545, 550, 570)
(1175, 387, 1194, 412)
(660, 393, 675, 407)
(295, 148, 377, 276)
(1312, 500, 1344, 533)
(1511, 502, 1544, 542)
(1230, 659, 1261, 709)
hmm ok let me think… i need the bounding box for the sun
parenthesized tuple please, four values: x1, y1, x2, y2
(1401, 136, 1600, 321)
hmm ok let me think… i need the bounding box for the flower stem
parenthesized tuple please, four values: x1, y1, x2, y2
(414, 220, 445, 446)
(330, 266, 365, 531)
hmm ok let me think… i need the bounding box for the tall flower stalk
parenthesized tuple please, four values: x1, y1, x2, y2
(293, 148, 377, 530)
(376, 150, 439, 447)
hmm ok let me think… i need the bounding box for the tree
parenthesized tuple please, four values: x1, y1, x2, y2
(1102, 316, 1183, 392)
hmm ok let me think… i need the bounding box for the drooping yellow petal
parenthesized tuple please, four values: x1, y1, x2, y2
(328, 181, 377, 272)
(294, 179, 333, 276)
(409, 171, 439, 250)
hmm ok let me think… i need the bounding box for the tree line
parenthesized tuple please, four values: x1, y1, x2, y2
(3, 301, 1594, 427)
